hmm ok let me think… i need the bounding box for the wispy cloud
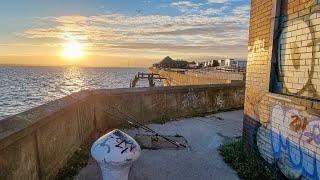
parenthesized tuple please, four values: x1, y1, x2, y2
(17, 1, 250, 58)
(171, 1, 202, 13)
(233, 5, 250, 16)
(208, 0, 229, 3)
(200, 6, 228, 15)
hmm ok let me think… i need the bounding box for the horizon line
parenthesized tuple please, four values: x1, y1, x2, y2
(0, 63, 150, 68)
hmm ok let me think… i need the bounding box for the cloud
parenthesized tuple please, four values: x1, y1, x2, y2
(200, 6, 228, 15)
(207, 0, 229, 3)
(170, 1, 202, 14)
(18, 3, 250, 58)
(233, 5, 250, 16)
(171, 1, 201, 8)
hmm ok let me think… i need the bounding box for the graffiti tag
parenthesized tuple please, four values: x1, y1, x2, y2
(265, 103, 320, 179)
(182, 88, 200, 108)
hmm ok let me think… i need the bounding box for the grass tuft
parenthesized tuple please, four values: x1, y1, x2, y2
(219, 138, 277, 180)
(151, 117, 168, 124)
(55, 144, 90, 180)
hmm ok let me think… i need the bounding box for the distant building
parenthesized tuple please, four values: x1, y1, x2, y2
(224, 59, 235, 66)
(195, 60, 219, 68)
(219, 59, 247, 68)
(236, 61, 247, 68)
(218, 59, 226, 66)
(188, 61, 197, 69)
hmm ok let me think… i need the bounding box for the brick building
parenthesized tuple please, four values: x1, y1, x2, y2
(243, 0, 320, 179)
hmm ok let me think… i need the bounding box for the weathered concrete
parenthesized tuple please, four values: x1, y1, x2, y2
(93, 83, 245, 130)
(135, 135, 187, 149)
(150, 68, 244, 86)
(186, 69, 245, 81)
(0, 91, 96, 179)
(0, 84, 244, 179)
(76, 110, 243, 180)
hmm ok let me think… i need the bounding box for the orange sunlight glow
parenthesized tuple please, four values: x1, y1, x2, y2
(63, 42, 84, 60)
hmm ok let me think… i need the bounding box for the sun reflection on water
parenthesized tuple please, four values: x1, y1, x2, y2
(0, 66, 149, 120)
(60, 66, 85, 95)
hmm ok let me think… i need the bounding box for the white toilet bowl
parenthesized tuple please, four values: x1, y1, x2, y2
(91, 129, 141, 180)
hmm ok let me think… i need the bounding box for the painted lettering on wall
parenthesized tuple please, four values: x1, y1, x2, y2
(182, 88, 200, 108)
(257, 103, 320, 179)
(273, 1, 320, 99)
(246, 0, 320, 179)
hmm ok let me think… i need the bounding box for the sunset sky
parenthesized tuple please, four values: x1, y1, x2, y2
(0, 0, 250, 67)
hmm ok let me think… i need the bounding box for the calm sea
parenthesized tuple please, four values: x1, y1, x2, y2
(0, 66, 150, 120)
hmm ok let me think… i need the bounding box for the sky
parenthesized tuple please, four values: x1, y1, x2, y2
(0, 0, 250, 67)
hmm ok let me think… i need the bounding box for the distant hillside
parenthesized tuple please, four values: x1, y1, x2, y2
(153, 56, 189, 69)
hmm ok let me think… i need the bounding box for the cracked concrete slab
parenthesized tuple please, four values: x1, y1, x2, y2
(75, 110, 243, 180)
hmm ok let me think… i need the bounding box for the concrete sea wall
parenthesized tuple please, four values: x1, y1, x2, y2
(149, 68, 243, 86)
(186, 69, 245, 81)
(0, 83, 244, 179)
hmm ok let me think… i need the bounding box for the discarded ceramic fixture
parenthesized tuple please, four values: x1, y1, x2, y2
(91, 129, 141, 180)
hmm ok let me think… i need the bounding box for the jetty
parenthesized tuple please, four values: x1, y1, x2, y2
(130, 72, 166, 88)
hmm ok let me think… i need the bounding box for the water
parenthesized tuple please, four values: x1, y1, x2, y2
(0, 66, 154, 120)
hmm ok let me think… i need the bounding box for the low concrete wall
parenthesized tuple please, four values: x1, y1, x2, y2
(186, 70, 244, 81)
(150, 68, 244, 86)
(0, 83, 245, 179)
(0, 91, 95, 180)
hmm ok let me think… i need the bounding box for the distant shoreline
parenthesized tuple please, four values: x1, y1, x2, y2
(0, 64, 148, 69)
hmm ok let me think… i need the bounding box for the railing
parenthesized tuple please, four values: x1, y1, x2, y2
(216, 66, 246, 73)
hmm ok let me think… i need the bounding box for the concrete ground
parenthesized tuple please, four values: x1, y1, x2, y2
(76, 110, 243, 180)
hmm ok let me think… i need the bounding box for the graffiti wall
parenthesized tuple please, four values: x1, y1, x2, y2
(244, 0, 320, 179)
(271, 0, 320, 100)
(254, 103, 320, 179)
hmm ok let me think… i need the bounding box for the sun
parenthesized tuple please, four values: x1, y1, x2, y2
(63, 42, 84, 60)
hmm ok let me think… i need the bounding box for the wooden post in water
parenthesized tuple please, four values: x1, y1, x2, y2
(130, 72, 166, 88)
